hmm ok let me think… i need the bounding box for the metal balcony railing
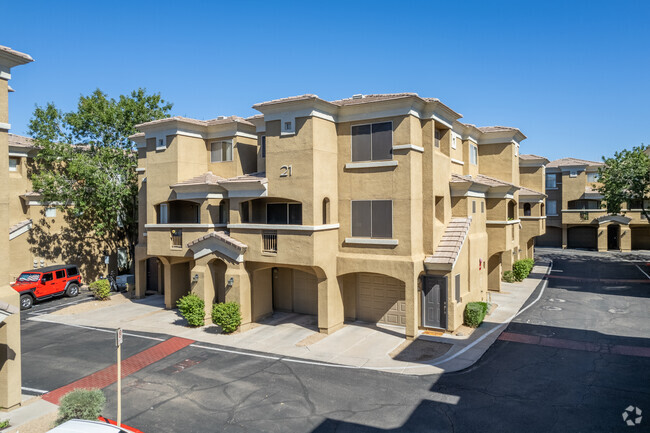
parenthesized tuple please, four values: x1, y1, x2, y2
(262, 230, 277, 253)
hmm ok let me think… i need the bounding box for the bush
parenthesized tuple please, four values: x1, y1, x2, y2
(464, 302, 488, 328)
(0, 419, 9, 429)
(212, 302, 242, 333)
(512, 259, 535, 282)
(56, 388, 105, 426)
(502, 270, 516, 283)
(177, 293, 205, 327)
(89, 280, 111, 300)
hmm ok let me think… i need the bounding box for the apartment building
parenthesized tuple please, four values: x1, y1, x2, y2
(0, 44, 32, 409)
(131, 93, 546, 339)
(536, 157, 650, 251)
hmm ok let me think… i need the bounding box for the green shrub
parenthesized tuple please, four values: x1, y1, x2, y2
(502, 270, 516, 283)
(177, 293, 205, 327)
(0, 419, 9, 429)
(464, 302, 488, 328)
(212, 302, 242, 333)
(89, 280, 110, 300)
(512, 259, 535, 282)
(56, 388, 105, 426)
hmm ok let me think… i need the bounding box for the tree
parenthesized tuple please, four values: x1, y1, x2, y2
(28, 89, 172, 274)
(597, 145, 650, 222)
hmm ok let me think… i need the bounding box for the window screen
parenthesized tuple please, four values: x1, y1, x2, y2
(211, 141, 233, 162)
(351, 200, 392, 238)
(159, 203, 168, 224)
(434, 129, 442, 148)
(546, 174, 557, 188)
(470, 145, 478, 165)
(351, 122, 392, 162)
(9, 157, 18, 172)
(481, 201, 485, 213)
(261, 136, 266, 158)
(472, 201, 476, 214)
(455, 274, 461, 302)
(351, 201, 371, 237)
(547, 200, 557, 216)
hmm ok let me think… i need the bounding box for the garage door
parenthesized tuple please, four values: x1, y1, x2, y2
(631, 227, 650, 250)
(357, 273, 406, 326)
(536, 226, 562, 247)
(567, 226, 597, 249)
(292, 270, 318, 315)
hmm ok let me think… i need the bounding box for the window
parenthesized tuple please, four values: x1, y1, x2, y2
(241, 201, 250, 223)
(66, 267, 79, 277)
(470, 145, 478, 165)
(322, 198, 330, 224)
(351, 200, 392, 238)
(454, 274, 461, 302)
(569, 170, 577, 178)
(547, 200, 557, 216)
(284, 121, 292, 131)
(434, 129, 442, 148)
(481, 201, 485, 213)
(42, 273, 53, 283)
(156, 138, 165, 149)
(587, 172, 599, 182)
(9, 157, 19, 172)
(211, 140, 233, 162)
(55, 270, 65, 279)
(351, 122, 392, 162)
(472, 201, 476, 214)
(546, 173, 557, 189)
(266, 203, 302, 225)
(45, 207, 56, 218)
(260, 136, 266, 158)
(219, 200, 229, 224)
(451, 135, 457, 149)
(159, 203, 168, 224)
(524, 203, 531, 216)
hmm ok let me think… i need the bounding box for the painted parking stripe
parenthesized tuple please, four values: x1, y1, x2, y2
(21, 386, 49, 394)
(498, 332, 650, 358)
(42, 337, 194, 404)
(634, 264, 650, 280)
(546, 275, 648, 283)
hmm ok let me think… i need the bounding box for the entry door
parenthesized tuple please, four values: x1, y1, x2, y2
(422, 276, 447, 329)
(608, 225, 619, 250)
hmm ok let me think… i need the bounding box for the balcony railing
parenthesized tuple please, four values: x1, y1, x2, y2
(262, 230, 277, 253)
(171, 229, 183, 248)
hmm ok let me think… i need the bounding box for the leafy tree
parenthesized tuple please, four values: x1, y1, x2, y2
(28, 89, 172, 271)
(597, 145, 650, 221)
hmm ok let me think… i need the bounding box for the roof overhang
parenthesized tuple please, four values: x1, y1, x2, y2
(597, 215, 631, 225)
(478, 130, 527, 145)
(187, 232, 247, 263)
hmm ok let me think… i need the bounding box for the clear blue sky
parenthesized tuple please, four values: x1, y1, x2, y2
(2, 0, 649, 162)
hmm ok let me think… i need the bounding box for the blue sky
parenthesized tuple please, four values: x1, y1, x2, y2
(2, 0, 649, 161)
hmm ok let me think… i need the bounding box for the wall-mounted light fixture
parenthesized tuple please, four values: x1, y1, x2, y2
(227, 277, 234, 287)
(192, 274, 199, 282)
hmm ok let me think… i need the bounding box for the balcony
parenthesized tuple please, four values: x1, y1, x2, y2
(520, 216, 546, 239)
(561, 209, 606, 225)
(486, 219, 519, 256)
(144, 223, 226, 257)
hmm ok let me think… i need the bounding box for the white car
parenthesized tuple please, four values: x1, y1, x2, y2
(47, 419, 137, 433)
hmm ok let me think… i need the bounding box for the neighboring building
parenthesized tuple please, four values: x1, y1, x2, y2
(0, 44, 32, 410)
(7, 134, 116, 283)
(518, 154, 549, 258)
(536, 157, 650, 251)
(131, 93, 546, 339)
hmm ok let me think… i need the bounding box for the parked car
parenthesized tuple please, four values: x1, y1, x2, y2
(47, 418, 142, 433)
(11, 264, 82, 310)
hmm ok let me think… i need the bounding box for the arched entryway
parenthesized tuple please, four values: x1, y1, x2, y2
(487, 253, 502, 292)
(607, 224, 620, 250)
(207, 259, 227, 304)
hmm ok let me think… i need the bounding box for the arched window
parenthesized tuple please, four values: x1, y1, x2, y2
(507, 200, 516, 220)
(524, 203, 531, 217)
(322, 198, 330, 224)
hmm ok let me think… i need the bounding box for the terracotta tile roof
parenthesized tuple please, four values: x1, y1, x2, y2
(170, 172, 224, 188)
(450, 173, 472, 183)
(519, 154, 546, 160)
(136, 115, 253, 129)
(8, 134, 35, 149)
(474, 174, 517, 188)
(0, 45, 34, 62)
(450, 173, 494, 188)
(425, 217, 472, 266)
(9, 219, 32, 234)
(252, 94, 323, 108)
(546, 157, 604, 168)
(186, 231, 247, 252)
(477, 126, 519, 133)
(219, 172, 267, 185)
(331, 93, 421, 106)
(518, 186, 546, 197)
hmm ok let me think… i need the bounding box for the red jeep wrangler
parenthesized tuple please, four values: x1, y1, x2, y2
(12, 264, 82, 310)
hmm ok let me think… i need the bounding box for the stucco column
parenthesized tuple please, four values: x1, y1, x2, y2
(134, 258, 146, 299)
(502, 249, 514, 272)
(561, 225, 568, 249)
(405, 272, 420, 340)
(620, 225, 632, 252)
(316, 266, 344, 335)
(597, 225, 607, 252)
(224, 263, 252, 330)
(0, 288, 21, 410)
(190, 256, 216, 319)
(161, 259, 173, 309)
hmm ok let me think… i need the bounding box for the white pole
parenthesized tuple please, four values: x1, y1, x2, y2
(117, 331, 122, 427)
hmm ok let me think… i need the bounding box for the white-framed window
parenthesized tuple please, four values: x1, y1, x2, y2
(587, 172, 599, 182)
(284, 121, 292, 131)
(451, 135, 457, 150)
(211, 140, 233, 162)
(472, 200, 476, 214)
(159, 203, 168, 224)
(569, 170, 577, 178)
(351, 200, 393, 238)
(45, 207, 56, 218)
(260, 136, 266, 158)
(9, 157, 19, 172)
(470, 144, 478, 165)
(156, 138, 165, 150)
(546, 173, 557, 189)
(547, 200, 557, 216)
(434, 129, 442, 148)
(351, 122, 392, 162)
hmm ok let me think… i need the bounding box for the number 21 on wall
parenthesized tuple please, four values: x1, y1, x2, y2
(280, 165, 292, 177)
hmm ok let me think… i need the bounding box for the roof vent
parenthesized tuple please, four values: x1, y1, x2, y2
(352, 94, 364, 99)
(217, 116, 227, 120)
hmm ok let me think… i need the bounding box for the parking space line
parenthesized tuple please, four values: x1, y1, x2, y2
(27, 317, 166, 341)
(634, 264, 650, 280)
(21, 386, 48, 394)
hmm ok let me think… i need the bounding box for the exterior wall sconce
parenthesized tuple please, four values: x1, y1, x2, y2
(227, 277, 234, 287)
(192, 274, 199, 282)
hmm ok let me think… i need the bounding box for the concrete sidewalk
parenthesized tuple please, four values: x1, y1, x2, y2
(28, 262, 551, 376)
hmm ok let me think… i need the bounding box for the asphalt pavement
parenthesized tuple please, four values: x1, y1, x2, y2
(18, 249, 650, 432)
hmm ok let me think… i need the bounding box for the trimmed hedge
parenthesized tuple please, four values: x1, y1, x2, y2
(177, 293, 205, 327)
(212, 302, 242, 334)
(89, 280, 111, 300)
(502, 270, 516, 283)
(56, 388, 106, 426)
(464, 302, 488, 328)
(512, 258, 535, 282)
